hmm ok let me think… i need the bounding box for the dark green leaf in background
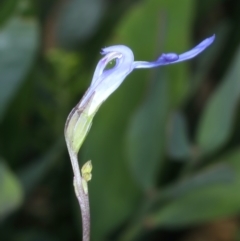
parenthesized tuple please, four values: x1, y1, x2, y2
(0, 16, 39, 121)
(126, 72, 169, 190)
(196, 46, 240, 155)
(149, 149, 240, 227)
(117, 162, 235, 241)
(155, 163, 234, 202)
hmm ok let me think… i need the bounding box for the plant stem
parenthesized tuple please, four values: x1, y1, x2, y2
(68, 147, 90, 241)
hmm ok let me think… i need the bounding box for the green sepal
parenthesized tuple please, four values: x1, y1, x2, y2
(64, 96, 98, 154)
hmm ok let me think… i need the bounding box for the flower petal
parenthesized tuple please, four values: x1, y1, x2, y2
(133, 35, 215, 69)
(79, 45, 135, 115)
(91, 51, 122, 87)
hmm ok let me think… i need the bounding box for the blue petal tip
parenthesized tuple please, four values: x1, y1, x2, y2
(207, 34, 215, 45)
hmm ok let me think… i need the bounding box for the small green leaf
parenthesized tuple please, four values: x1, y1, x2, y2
(196, 46, 240, 155)
(81, 160, 92, 182)
(0, 17, 39, 120)
(0, 159, 23, 220)
(167, 112, 191, 160)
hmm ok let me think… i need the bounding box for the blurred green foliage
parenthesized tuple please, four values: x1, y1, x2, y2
(1, 0, 240, 241)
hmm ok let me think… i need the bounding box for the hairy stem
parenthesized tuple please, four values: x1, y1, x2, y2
(68, 147, 90, 241)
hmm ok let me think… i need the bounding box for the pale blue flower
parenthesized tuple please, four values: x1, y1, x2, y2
(79, 35, 215, 115)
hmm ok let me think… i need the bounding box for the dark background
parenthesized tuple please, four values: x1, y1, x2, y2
(1, 0, 240, 240)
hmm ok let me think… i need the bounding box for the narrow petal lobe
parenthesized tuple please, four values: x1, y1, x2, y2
(133, 35, 215, 69)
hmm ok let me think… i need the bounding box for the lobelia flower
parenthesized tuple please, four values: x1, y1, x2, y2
(79, 35, 214, 115)
(64, 35, 215, 241)
(65, 35, 215, 154)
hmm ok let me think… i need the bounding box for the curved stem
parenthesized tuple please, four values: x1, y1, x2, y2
(68, 148, 90, 241)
